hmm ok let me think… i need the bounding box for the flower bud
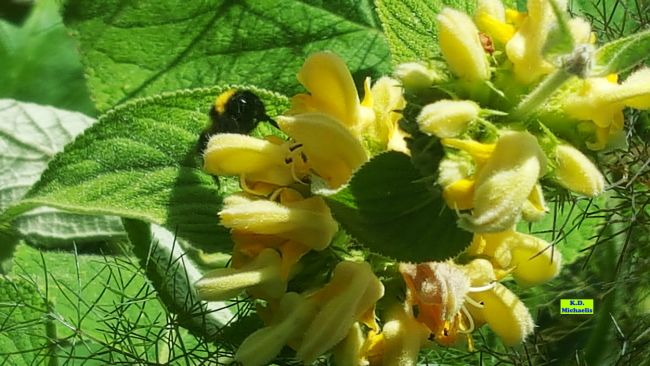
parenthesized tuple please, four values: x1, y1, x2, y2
(417, 100, 480, 138)
(382, 304, 430, 366)
(437, 8, 490, 81)
(393, 62, 442, 90)
(554, 144, 605, 197)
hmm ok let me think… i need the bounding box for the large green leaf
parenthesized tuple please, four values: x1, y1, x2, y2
(591, 29, 650, 76)
(62, 0, 391, 112)
(0, 99, 126, 249)
(6, 86, 290, 253)
(324, 151, 471, 262)
(0, 0, 96, 116)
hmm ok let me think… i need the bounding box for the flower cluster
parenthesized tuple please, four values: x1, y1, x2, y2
(195, 52, 406, 366)
(193, 0, 649, 363)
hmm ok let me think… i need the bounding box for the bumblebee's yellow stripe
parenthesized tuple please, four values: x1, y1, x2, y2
(214, 89, 237, 114)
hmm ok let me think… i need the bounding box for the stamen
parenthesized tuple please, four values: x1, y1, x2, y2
(289, 143, 303, 152)
(464, 295, 485, 309)
(468, 280, 497, 293)
(239, 174, 257, 195)
(268, 188, 283, 202)
(458, 305, 475, 333)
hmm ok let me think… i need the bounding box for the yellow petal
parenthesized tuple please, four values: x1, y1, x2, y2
(466, 282, 534, 346)
(332, 323, 366, 366)
(417, 100, 480, 138)
(219, 192, 338, 250)
(382, 304, 429, 366)
(235, 292, 317, 366)
(195, 248, 285, 301)
(621, 68, 650, 109)
(365, 76, 407, 153)
(297, 261, 385, 364)
(203, 134, 294, 186)
(459, 131, 545, 233)
(554, 144, 605, 196)
(437, 8, 491, 81)
(521, 183, 549, 222)
(393, 62, 443, 90)
(441, 138, 496, 169)
(277, 113, 368, 188)
(507, 234, 562, 287)
(296, 51, 360, 128)
(442, 178, 476, 210)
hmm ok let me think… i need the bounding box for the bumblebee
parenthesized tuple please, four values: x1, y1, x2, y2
(197, 89, 279, 154)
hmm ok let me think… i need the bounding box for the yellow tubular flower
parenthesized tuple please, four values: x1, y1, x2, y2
(297, 261, 385, 364)
(195, 248, 286, 301)
(459, 131, 547, 233)
(365, 76, 410, 154)
(235, 292, 317, 366)
(437, 7, 491, 81)
(203, 134, 295, 187)
(219, 191, 338, 251)
(277, 113, 368, 188)
(471, 229, 562, 287)
(564, 68, 650, 149)
(381, 304, 431, 366)
(505, 0, 568, 84)
(462, 259, 535, 346)
(417, 100, 481, 138)
(332, 323, 366, 366)
(554, 144, 605, 196)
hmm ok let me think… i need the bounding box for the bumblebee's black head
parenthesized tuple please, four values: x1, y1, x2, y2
(198, 90, 279, 155)
(208, 90, 273, 134)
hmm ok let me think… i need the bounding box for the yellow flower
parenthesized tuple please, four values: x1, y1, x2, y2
(393, 62, 443, 91)
(440, 132, 548, 231)
(380, 304, 431, 366)
(234, 292, 317, 366)
(469, 229, 563, 287)
(278, 112, 368, 189)
(505, 0, 568, 84)
(297, 261, 384, 364)
(202, 134, 302, 194)
(195, 248, 286, 302)
(363, 76, 410, 154)
(553, 144, 605, 196)
(437, 7, 491, 82)
(417, 100, 481, 138)
(462, 259, 535, 346)
(458, 131, 547, 233)
(219, 190, 338, 251)
(564, 68, 650, 150)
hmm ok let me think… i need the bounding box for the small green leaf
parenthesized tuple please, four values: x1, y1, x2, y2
(324, 151, 471, 262)
(0, 278, 51, 366)
(6, 86, 290, 253)
(62, 0, 391, 112)
(591, 29, 650, 76)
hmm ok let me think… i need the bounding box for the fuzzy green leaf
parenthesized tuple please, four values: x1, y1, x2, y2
(62, 0, 390, 112)
(0, 278, 51, 366)
(324, 151, 471, 262)
(6, 87, 290, 253)
(591, 29, 650, 76)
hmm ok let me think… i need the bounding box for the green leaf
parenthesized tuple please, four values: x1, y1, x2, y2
(123, 219, 236, 341)
(6, 86, 290, 253)
(62, 0, 391, 112)
(0, 99, 126, 249)
(324, 151, 471, 262)
(542, 0, 575, 59)
(591, 29, 650, 76)
(376, 0, 507, 66)
(0, 278, 51, 366)
(0, 0, 96, 116)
